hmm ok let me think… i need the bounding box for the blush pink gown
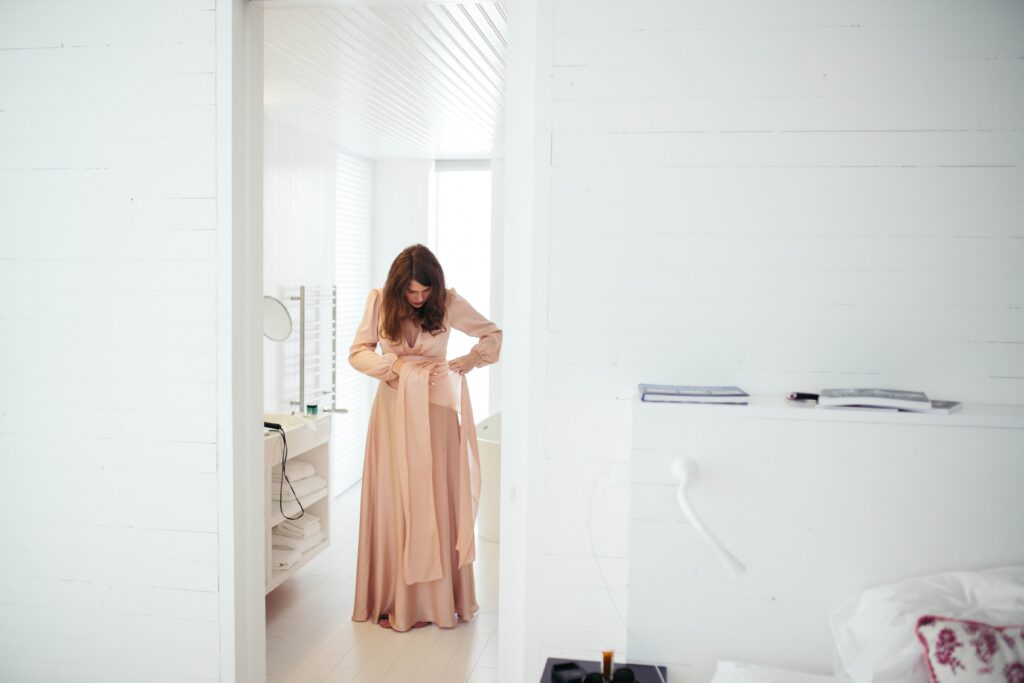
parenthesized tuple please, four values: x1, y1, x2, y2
(348, 288, 501, 631)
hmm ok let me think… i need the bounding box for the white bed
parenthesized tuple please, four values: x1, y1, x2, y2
(629, 399, 1024, 682)
(706, 565, 1024, 683)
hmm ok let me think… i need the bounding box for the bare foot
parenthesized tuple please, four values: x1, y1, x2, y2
(379, 615, 430, 631)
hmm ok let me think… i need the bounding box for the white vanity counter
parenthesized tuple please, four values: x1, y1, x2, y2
(263, 413, 332, 593)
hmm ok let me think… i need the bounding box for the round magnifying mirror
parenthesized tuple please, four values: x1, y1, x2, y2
(263, 296, 292, 341)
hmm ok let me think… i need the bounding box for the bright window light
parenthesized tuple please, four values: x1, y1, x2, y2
(432, 163, 492, 420)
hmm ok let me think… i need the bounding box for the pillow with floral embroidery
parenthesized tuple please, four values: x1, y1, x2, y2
(916, 616, 1024, 682)
(830, 567, 1024, 683)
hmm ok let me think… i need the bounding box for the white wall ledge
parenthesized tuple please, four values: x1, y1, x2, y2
(635, 395, 1024, 430)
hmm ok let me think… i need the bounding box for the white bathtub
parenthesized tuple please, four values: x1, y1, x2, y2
(475, 412, 501, 543)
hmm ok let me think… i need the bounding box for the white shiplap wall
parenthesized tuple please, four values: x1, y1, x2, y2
(528, 0, 1024, 674)
(370, 159, 434, 287)
(0, 1, 222, 681)
(263, 117, 338, 414)
(334, 152, 373, 493)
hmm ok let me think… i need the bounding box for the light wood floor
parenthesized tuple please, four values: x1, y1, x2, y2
(266, 485, 500, 683)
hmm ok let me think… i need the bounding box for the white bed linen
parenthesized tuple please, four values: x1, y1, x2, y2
(829, 566, 1024, 683)
(710, 661, 845, 683)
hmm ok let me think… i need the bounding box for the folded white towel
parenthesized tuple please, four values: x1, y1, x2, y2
(271, 475, 327, 502)
(271, 548, 301, 571)
(276, 512, 320, 533)
(272, 530, 326, 553)
(280, 511, 315, 528)
(274, 512, 321, 537)
(272, 460, 316, 482)
(273, 521, 322, 539)
(282, 511, 319, 528)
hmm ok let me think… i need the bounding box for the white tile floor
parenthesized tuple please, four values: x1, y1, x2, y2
(266, 486, 500, 683)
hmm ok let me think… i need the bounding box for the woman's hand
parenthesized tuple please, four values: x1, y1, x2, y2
(448, 350, 481, 375)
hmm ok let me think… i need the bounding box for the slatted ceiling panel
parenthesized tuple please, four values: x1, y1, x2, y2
(264, 3, 507, 160)
(291, 11, 437, 150)
(267, 11, 458, 156)
(408, 5, 502, 100)
(323, 8, 476, 145)
(447, 2, 506, 75)
(341, 6, 497, 143)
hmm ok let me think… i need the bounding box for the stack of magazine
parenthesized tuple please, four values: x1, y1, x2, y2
(818, 388, 961, 414)
(639, 384, 749, 405)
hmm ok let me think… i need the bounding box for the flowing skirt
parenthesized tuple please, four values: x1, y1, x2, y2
(351, 382, 478, 631)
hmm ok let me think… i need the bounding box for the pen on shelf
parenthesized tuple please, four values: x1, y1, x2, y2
(787, 392, 819, 402)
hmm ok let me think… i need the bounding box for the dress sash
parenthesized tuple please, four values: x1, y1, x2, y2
(394, 357, 480, 585)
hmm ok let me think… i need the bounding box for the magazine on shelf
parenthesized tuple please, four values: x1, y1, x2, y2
(818, 388, 931, 412)
(639, 384, 749, 404)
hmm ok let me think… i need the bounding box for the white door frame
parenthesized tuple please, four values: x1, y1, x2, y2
(219, 0, 545, 680)
(499, 0, 546, 680)
(217, 0, 266, 681)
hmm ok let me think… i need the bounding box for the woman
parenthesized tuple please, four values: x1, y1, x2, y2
(349, 244, 502, 631)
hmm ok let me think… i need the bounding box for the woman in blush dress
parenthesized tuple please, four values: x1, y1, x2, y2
(348, 243, 502, 631)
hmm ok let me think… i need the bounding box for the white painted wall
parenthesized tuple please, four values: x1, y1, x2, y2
(506, 0, 1024, 679)
(489, 158, 505, 414)
(371, 160, 434, 288)
(0, 1, 233, 680)
(218, 1, 265, 679)
(334, 151, 374, 493)
(498, 0, 549, 679)
(263, 117, 338, 413)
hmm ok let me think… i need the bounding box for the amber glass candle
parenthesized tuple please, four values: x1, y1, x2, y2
(601, 650, 614, 680)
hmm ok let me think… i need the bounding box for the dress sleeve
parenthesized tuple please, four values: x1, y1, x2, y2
(349, 289, 400, 381)
(448, 289, 502, 367)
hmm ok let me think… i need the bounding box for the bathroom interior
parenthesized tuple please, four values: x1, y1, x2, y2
(258, 3, 506, 681)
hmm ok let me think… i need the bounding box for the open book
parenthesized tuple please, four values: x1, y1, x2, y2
(639, 384, 749, 404)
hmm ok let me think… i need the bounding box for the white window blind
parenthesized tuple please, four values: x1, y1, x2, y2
(333, 152, 373, 495)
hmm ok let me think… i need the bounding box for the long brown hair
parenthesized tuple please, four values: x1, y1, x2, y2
(380, 244, 448, 342)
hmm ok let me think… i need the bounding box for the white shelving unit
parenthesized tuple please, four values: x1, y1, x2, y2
(264, 414, 332, 594)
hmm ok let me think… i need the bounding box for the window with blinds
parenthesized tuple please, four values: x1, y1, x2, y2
(432, 162, 493, 421)
(333, 152, 373, 495)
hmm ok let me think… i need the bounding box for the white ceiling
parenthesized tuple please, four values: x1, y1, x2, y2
(264, 3, 507, 160)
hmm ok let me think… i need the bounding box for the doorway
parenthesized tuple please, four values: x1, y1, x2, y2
(255, 3, 508, 681)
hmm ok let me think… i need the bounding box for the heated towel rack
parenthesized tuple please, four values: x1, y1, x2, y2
(290, 285, 347, 415)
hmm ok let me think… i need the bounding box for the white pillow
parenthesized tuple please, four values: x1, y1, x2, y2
(829, 566, 1024, 683)
(710, 661, 842, 683)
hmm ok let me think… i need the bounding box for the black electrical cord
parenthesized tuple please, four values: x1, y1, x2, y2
(264, 423, 305, 521)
